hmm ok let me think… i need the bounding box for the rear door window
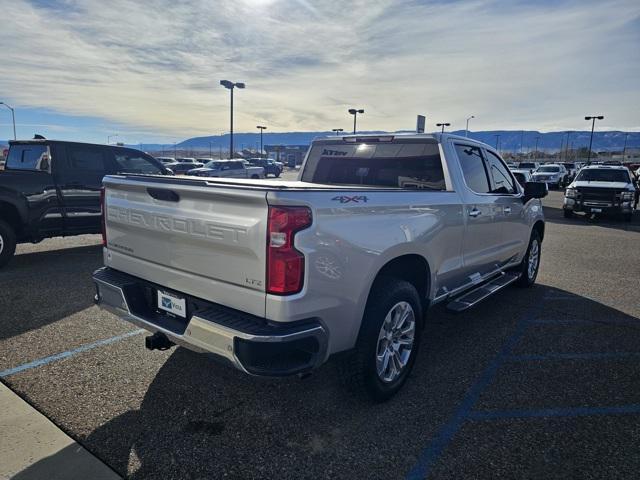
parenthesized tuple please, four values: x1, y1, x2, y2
(6, 144, 50, 171)
(61, 144, 108, 186)
(455, 144, 491, 194)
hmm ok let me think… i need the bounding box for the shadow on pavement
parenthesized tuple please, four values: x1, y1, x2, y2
(76, 284, 640, 479)
(542, 204, 640, 232)
(0, 245, 102, 340)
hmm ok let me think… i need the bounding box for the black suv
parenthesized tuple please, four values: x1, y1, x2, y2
(0, 139, 169, 267)
(246, 158, 282, 177)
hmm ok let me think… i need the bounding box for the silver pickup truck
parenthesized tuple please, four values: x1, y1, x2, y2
(93, 133, 547, 401)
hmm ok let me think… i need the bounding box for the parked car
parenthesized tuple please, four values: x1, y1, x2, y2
(562, 162, 577, 182)
(246, 158, 282, 177)
(563, 165, 637, 221)
(517, 162, 540, 174)
(93, 133, 547, 401)
(164, 161, 204, 174)
(531, 164, 568, 189)
(155, 157, 176, 164)
(186, 159, 264, 178)
(176, 157, 198, 164)
(511, 169, 533, 187)
(0, 139, 170, 267)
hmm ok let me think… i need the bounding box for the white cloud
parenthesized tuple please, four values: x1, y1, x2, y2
(0, 0, 638, 137)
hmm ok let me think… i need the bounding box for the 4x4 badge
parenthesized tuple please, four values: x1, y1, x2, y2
(331, 195, 368, 203)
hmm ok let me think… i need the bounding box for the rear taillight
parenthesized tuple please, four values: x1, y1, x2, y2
(266, 206, 312, 295)
(100, 187, 107, 247)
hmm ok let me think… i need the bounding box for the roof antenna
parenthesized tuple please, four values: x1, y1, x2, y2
(33, 134, 46, 139)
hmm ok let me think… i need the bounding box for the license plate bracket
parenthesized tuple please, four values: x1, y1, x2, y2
(157, 290, 187, 318)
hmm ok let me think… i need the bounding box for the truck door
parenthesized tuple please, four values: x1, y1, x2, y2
(483, 149, 529, 263)
(57, 143, 109, 234)
(453, 143, 506, 279)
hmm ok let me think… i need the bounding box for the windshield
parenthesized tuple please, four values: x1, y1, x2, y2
(204, 161, 220, 169)
(519, 163, 535, 168)
(576, 169, 631, 183)
(537, 166, 560, 173)
(301, 141, 446, 190)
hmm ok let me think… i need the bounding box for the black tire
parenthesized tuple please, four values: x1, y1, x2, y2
(275, 171, 281, 178)
(251, 174, 259, 179)
(0, 219, 17, 268)
(563, 209, 573, 219)
(623, 212, 632, 222)
(515, 229, 541, 287)
(340, 277, 423, 402)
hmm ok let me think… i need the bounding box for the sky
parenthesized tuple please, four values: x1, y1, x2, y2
(0, 0, 638, 144)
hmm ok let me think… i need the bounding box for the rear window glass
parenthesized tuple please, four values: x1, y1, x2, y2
(301, 142, 445, 190)
(6, 144, 50, 171)
(537, 166, 560, 172)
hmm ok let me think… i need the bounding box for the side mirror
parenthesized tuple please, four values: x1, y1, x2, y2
(524, 181, 548, 200)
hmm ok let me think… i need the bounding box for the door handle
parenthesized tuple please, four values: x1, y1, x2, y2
(504, 207, 512, 214)
(469, 208, 481, 218)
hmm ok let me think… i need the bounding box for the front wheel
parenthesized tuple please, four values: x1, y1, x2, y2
(251, 174, 259, 179)
(563, 208, 573, 219)
(341, 278, 423, 402)
(515, 229, 541, 287)
(0, 219, 17, 268)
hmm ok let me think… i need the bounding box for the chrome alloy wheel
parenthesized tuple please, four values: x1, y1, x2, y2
(375, 301, 416, 383)
(528, 238, 539, 280)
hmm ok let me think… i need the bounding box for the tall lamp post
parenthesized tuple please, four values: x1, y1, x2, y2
(621, 133, 629, 163)
(220, 80, 245, 158)
(107, 134, 118, 145)
(465, 115, 474, 137)
(0, 102, 16, 140)
(332, 128, 344, 136)
(494, 134, 501, 152)
(584, 115, 604, 164)
(436, 122, 450, 133)
(256, 125, 267, 157)
(348, 108, 364, 134)
(534, 136, 540, 161)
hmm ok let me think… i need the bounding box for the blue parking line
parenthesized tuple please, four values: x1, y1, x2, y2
(469, 404, 640, 420)
(405, 312, 534, 480)
(507, 351, 640, 362)
(0, 330, 145, 378)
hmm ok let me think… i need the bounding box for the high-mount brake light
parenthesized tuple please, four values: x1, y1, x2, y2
(100, 187, 107, 247)
(266, 206, 312, 295)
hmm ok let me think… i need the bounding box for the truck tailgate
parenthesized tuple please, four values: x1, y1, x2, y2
(102, 175, 269, 317)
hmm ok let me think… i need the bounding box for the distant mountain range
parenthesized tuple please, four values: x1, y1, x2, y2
(2, 130, 638, 153)
(136, 130, 640, 153)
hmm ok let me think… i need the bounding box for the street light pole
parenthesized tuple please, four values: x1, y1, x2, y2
(0, 102, 16, 140)
(348, 108, 364, 134)
(209, 142, 212, 158)
(465, 116, 474, 137)
(256, 125, 267, 157)
(220, 80, 245, 158)
(534, 136, 540, 161)
(584, 115, 604, 164)
(494, 134, 501, 152)
(622, 132, 629, 163)
(436, 123, 451, 133)
(332, 128, 344, 136)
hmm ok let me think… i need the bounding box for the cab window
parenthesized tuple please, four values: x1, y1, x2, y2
(112, 148, 163, 174)
(6, 144, 50, 171)
(485, 150, 516, 194)
(456, 144, 490, 194)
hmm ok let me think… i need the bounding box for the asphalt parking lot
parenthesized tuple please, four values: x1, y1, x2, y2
(1, 180, 639, 479)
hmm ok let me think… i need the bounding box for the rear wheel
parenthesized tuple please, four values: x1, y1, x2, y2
(623, 212, 632, 222)
(341, 278, 423, 402)
(563, 208, 573, 219)
(251, 174, 259, 179)
(0, 219, 17, 268)
(515, 229, 541, 287)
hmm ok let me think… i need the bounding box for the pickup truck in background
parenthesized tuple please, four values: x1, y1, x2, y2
(563, 164, 637, 221)
(93, 133, 547, 401)
(0, 139, 169, 267)
(186, 159, 264, 178)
